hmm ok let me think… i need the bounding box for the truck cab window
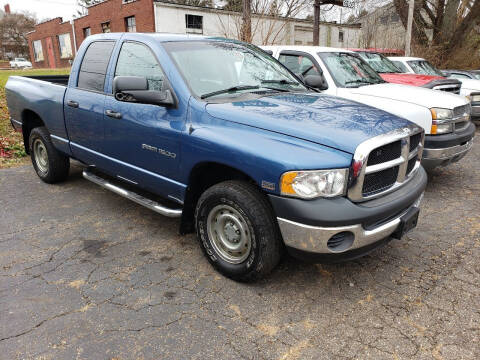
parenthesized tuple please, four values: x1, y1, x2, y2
(278, 53, 320, 77)
(78, 41, 115, 92)
(115, 42, 165, 91)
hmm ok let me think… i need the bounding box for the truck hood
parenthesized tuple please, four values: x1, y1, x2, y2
(342, 83, 468, 109)
(205, 93, 412, 154)
(380, 73, 443, 87)
(457, 78, 480, 92)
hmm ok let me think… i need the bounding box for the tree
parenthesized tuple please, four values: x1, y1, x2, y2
(311, 1, 347, 45)
(76, 0, 103, 17)
(0, 12, 35, 59)
(393, 0, 480, 61)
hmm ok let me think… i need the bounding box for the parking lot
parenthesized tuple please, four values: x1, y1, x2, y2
(0, 129, 478, 360)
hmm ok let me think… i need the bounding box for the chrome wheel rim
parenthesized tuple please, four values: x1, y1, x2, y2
(206, 204, 252, 264)
(33, 139, 48, 173)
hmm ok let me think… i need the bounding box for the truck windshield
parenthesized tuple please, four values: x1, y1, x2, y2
(163, 41, 306, 99)
(318, 52, 385, 88)
(407, 60, 443, 76)
(357, 52, 402, 73)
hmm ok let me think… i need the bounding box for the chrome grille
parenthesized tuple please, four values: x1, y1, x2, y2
(453, 104, 472, 132)
(348, 125, 424, 202)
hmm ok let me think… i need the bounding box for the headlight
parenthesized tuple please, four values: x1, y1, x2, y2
(430, 108, 453, 135)
(280, 169, 348, 199)
(471, 94, 480, 102)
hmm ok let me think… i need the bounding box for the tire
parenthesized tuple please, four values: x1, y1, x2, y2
(195, 180, 282, 281)
(29, 126, 70, 183)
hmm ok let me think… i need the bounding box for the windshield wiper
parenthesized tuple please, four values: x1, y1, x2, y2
(344, 79, 377, 87)
(200, 85, 259, 99)
(261, 79, 297, 85)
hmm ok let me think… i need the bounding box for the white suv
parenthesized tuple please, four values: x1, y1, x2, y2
(10, 58, 32, 69)
(263, 46, 475, 169)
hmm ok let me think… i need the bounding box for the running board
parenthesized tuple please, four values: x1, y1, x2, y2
(82, 169, 182, 218)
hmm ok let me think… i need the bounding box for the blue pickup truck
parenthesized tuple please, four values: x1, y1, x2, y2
(6, 33, 427, 281)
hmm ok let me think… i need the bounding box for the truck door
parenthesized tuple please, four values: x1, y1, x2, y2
(102, 41, 184, 195)
(64, 41, 115, 163)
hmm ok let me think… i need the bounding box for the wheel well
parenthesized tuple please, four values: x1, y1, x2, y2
(21, 110, 45, 154)
(179, 162, 258, 234)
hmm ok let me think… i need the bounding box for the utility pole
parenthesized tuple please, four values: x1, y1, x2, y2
(313, 0, 320, 45)
(241, 0, 252, 43)
(405, 0, 414, 56)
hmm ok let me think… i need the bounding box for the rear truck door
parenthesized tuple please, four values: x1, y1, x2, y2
(64, 40, 116, 164)
(102, 40, 185, 200)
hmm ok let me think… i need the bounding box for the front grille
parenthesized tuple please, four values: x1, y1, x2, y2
(367, 140, 401, 166)
(409, 133, 421, 152)
(454, 121, 469, 132)
(362, 166, 399, 196)
(348, 126, 424, 201)
(407, 157, 417, 174)
(453, 104, 470, 117)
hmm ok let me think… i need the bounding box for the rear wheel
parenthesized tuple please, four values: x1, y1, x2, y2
(29, 127, 70, 183)
(195, 180, 282, 281)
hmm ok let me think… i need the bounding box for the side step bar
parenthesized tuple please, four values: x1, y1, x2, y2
(82, 169, 182, 218)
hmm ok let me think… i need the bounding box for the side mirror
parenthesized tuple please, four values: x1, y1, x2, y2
(113, 76, 175, 107)
(304, 74, 328, 91)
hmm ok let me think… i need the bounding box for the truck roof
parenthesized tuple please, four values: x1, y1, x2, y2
(262, 45, 354, 54)
(86, 32, 228, 43)
(388, 56, 425, 61)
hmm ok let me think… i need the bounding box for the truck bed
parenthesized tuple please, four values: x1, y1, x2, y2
(24, 75, 70, 86)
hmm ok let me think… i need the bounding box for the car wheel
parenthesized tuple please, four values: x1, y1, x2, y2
(29, 126, 70, 183)
(195, 180, 282, 281)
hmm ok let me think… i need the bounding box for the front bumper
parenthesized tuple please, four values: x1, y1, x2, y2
(269, 167, 427, 261)
(422, 122, 475, 169)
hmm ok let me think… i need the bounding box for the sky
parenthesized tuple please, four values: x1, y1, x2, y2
(1, 0, 81, 22)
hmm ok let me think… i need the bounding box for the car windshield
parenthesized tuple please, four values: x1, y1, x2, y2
(163, 41, 307, 99)
(357, 52, 401, 73)
(407, 60, 443, 76)
(391, 60, 409, 73)
(471, 72, 480, 80)
(318, 52, 384, 88)
(16, 58, 27, 62)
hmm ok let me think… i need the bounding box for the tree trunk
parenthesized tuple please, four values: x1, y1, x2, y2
(313, 0, 320, 45)
(241, 0, 252, 43)
(445, 0, 480, 53)
(440, 0, 461, 42)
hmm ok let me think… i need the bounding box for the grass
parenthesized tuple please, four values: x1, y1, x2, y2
(0, 68, 70, 168)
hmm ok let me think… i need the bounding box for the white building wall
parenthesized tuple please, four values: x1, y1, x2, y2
(154, 3, 360, 47)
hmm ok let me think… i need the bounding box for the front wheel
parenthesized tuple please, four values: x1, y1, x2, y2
(29, 127, 70, 183)
(195, 181, 282, 281)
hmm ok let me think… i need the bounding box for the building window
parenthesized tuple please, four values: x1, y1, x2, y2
(185, 14, 203, 34)
(83, 27, 91, 38)
(58, 33, 73, 59)
(101, 22, 111, 33)
(33, 40, 44, 62)
(125, 16, 136, 32)
(338, 30, 344, 43)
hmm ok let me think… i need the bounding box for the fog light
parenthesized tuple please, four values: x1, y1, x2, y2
(327, 231, 354, 252)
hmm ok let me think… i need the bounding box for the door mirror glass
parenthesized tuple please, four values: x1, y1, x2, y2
(304, 74, 328, 90)
(113, 76, 175, 106)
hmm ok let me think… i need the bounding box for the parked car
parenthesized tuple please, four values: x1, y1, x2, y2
(354, 51, 461, 94)
(6, 33, 427, 281)
(9, 57, 32, 69)
(263, 46, 475, 169)
(391, 57, 480, 120)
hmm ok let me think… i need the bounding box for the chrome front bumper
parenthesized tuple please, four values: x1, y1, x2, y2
(422, 139, 473, 164)
(277, 194, 423, 255)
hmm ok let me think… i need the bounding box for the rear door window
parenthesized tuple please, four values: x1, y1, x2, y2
(78, 41, 115, 92)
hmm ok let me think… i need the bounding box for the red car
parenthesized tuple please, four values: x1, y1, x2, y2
(352, 50, 461, 94)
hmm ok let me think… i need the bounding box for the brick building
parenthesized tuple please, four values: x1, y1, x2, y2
(27, 0, 155, 68)
(26, 0, 361, 68)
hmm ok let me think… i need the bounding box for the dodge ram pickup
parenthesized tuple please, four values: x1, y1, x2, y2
(7, 33, 427, 281)
(264, 46, 475, 169)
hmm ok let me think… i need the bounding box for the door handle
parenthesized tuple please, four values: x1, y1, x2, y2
(67, 100, 79, 108)
(105, 110, 122, 119)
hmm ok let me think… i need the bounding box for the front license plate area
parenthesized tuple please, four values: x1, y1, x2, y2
(392, 207, 420, 239)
